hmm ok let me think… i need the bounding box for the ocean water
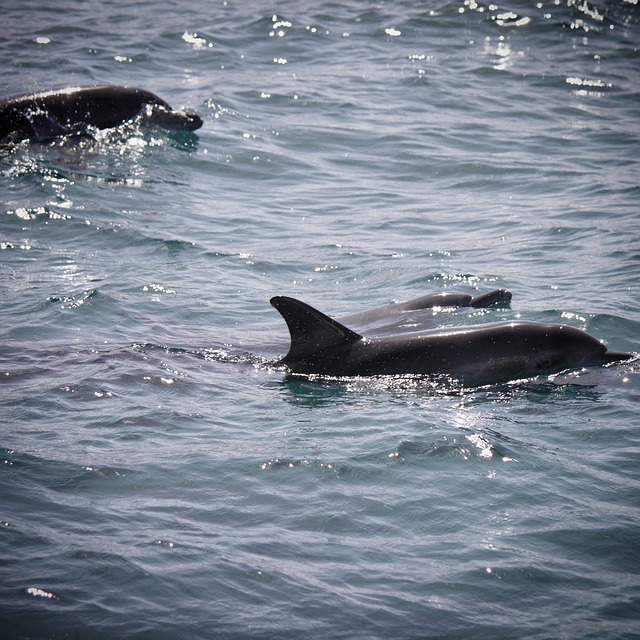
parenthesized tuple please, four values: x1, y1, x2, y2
(1, 0, 640, 638)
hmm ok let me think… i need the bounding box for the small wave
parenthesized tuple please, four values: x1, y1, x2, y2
(1, 448, 133, 490)
(25, 586, 60, 601)
(45, 287, 100, 310)
(259, 457, 346, 476)
(392, 433, 514, 464)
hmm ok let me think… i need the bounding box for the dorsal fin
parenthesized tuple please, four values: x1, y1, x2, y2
(271, 296, 362, 367)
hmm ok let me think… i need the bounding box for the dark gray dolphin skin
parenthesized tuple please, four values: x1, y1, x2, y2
(338, 288, 512, 329)
(271, 296, 633, 385)
(0, 85, 203, 142)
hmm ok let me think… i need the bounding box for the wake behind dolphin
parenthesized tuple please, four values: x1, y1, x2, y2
(271, 294, 632, 386)
(0, 85, 203, 143)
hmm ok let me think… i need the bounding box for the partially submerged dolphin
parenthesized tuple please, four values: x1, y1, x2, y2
(0, 85, 203, 142)
(271, 295, 632, 385)
(339, 288, 512, 332)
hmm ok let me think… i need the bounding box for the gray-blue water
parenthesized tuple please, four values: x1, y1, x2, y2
(2, 1, 640, 638)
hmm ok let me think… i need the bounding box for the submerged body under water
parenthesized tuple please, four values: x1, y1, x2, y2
(1, 1, 639, 638)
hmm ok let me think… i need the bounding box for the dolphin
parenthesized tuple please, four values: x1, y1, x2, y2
(270, 296, 632, 385)
(0, 85, 203, 142)
(338, 288, 512, 332)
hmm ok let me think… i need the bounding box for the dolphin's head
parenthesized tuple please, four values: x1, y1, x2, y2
(145, 104, 203, 131)
(533, 324, 632, 374)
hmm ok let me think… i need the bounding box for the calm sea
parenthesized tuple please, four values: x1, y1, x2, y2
(1, 1, 639, 638)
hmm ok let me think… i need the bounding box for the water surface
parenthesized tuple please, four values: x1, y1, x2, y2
(1, 1, 640, 638)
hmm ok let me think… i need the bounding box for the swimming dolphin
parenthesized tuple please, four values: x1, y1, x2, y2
(271, 296, 632, 385)
(0, 85, 203, 142)
(338, 288, 512, 331)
